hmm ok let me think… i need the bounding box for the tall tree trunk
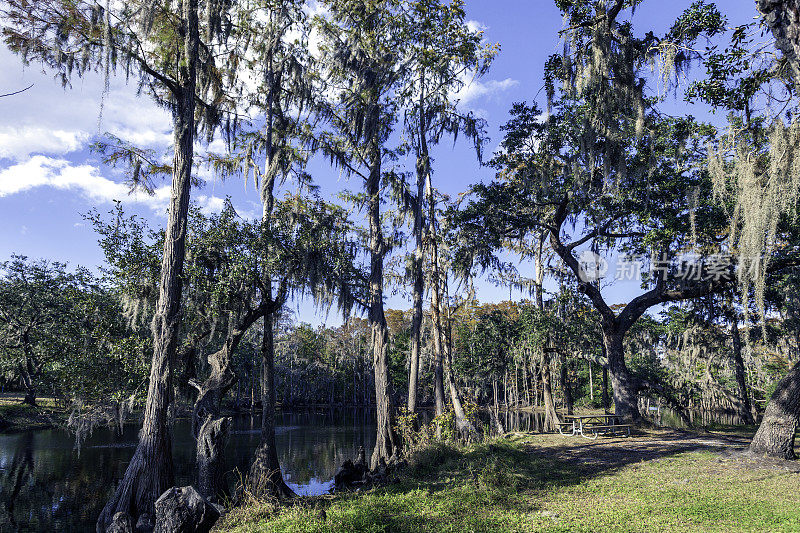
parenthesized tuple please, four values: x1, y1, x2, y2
(602, 365, 610, 413)
(18, 363, 36, 407)
(745, 0, 800, 460)
(18, 337, 40, 406)
(730, 317, 755, 425)
(97, 4, 198, 525)
(523, 355, 531, 406)
(533, 233, 558, 431)
(588, 360, 594, 401)
(367, 125, 398, 470)
(427, 175, 446, 420)
(440, 274, 476, 441)
(541, 348, 559, 432)
(407, 74, 429, 416)
(247, 309, 296, 498)
(749, 361, 800, 459)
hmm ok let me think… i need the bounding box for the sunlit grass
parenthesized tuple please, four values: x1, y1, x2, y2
(216, 432, 800, 533)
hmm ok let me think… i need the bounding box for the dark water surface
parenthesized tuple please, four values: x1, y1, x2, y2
(0, 410, 375, 532)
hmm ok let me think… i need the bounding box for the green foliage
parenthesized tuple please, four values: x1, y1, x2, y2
(0, 255, 144, 406)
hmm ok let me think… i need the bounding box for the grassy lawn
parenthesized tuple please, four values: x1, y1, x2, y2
(216, 430, 800, 532)
(0, 393, 61, 430)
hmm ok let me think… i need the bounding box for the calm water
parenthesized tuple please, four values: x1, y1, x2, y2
(0, 410, 375, 532)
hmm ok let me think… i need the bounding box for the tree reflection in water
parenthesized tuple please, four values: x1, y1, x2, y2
(0, 409, 375, 532)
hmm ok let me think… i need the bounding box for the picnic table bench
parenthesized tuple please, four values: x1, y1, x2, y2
(558, 414, 631, 439)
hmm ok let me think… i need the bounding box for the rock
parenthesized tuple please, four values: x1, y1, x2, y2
(106, 512, 133, 533)
(334, 458, 369, 489)
(153, 486, 221, 533)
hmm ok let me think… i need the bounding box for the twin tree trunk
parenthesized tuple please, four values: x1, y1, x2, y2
(408, 77, 430, 416)
(426, 173, 446, 422)
(406, 165, 425, 414)
(435, 260, 476, 440)
(192, 309, 263, 501)
(540, 347, 560, 432)
(97, 27, 198, 528)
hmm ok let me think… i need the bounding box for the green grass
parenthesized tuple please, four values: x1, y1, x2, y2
(0, 394, 60, 430)
(216, 432, 800, 533)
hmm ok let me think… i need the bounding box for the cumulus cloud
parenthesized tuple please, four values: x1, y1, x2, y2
(0, 155, 171, 210)
(454, 77, 519, 106)
(1, 47, 173, 163)
(0, 127, 89, 160)
(0, 156, 230, 216)
(196, 194, 226, 215)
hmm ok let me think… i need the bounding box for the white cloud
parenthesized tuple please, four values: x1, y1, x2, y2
(0, 155, 171, 211)
(196, 194, 226, 215)
(454, 76, 519, 106)
(0, 127, 89, 160)
(1, 47, 173, 162)
(466, 20, 488, 34)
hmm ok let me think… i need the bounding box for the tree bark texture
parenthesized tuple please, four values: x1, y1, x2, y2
(749, 361, 800, 459)
(367, 144, 399, 469)
(758, 0, 800, 90)
(604, 330, 640, 421)
(97, 4, 198, 526)
(541, 348, 560, 432)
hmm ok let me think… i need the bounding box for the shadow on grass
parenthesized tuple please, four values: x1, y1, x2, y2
(220, 429, 777, 532)
(320, 431, 752, 531)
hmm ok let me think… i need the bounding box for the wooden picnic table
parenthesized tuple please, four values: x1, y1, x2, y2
(558, 414, 631, 439)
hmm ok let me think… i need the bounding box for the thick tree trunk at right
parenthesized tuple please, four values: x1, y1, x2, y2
(97, 12, 198, 525)
(749, 361, 800, 459)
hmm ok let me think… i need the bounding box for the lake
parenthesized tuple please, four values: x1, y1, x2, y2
(0, 409, 376, 532)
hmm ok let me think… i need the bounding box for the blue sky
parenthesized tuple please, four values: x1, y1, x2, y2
(0, 0, 760, 326)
